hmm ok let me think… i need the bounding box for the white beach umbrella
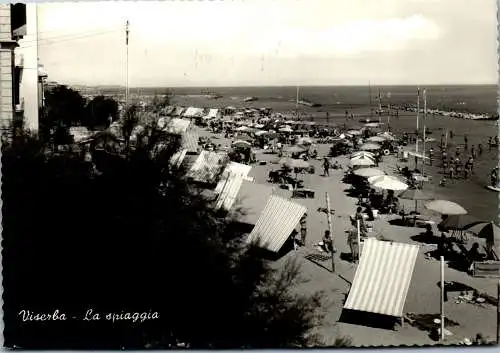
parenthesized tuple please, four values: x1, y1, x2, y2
(347, 130, 362, 135)
(360, 142, 381, 151)
(353, 168, 385, 178)
(350, 157, 375, 167)
(425, 200, 467, 215)
(368, 175, 408, 191)
(279, 126, 293, 133)
(351, 151, 375, 159)
(367, 136, 386, 143)
(378, 132, 396, 141)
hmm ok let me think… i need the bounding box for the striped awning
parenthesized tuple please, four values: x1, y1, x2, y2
(343, 239, 420, 317)
(187, 151, 228, 184)
(169, 149, 187, 169)
(247, 195, 307, 252)
(215, 174, 245, 211)
(182, 130, 199, 153)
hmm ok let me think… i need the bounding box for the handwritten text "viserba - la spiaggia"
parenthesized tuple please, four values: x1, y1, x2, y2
(18, 309, 160, 323)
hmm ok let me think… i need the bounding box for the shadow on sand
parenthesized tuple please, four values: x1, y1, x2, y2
(304, 252, 334, 273)
(338, 309, 401, 331)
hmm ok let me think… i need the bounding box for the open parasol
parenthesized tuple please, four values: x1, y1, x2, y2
(366, 136, 386, 143)
(368, 175, 408, 191)
(398, 188, 434, 213)
(350, 157, 375, 167)
(353, 167, 385, 178)
(465, 222, 500, 260)
(351, 151, 375, 159)
(347, 130, 362, 135)
(438, 214, 484, 231)
(232, 140, 252, 149)
(425, 200, 467, 215)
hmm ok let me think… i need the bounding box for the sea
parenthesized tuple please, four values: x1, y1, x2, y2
(89, 84, 499, 220)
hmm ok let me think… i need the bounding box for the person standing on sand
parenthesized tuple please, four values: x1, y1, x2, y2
(323, 157, 330, 176)
(464, 135, 468, 151)
(347, 229, 359, 263)
(429, 148, 434, 166)
(478, 144, 483, 156)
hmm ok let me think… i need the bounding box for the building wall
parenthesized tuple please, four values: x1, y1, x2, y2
(0, 4, 14, 129)
(16, 3, 38, 131)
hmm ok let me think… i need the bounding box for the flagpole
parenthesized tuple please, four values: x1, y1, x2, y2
(378, 90, 382, 124)
(125, 20, 129, 110)
(416, 88, 420, 154)
(423, 88, 427, 176)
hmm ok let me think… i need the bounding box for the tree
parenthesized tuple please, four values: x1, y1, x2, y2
(2, 122, 329, 349)
(83, 95, 119, 129)
(43, 85, 86, 128)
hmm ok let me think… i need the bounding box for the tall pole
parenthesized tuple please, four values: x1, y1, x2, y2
(497, 279, 500, 343)
(125, 20, 129, 110)
(325, 192, 335, 273)
(416, 87, 420, 154)
(423, 88, 427, 176)
(440, 256, 445, 341)
(378, 90, 382, 124)
(369, 81, 373, 120)
(295, 85, 299, 120)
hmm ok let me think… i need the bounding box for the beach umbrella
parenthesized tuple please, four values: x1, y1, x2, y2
(279, 126, 293, 133)
(378, 132, 396, 141)
(236, 135, 253, 142)
(465, 222, 500, 259)
(438, 214, 484, 231)
(232, 140, 252, 149)
(360, 142, 381, 151)
(399, 188, 434, 213)
(351, 151, 375, 159)
(350, 157, 375, 167)
(368, 175, 408, 191)
(353, 168, 385, 178)
(425, 200, 467, 215)
(347, 130, 362, 135)
(367, 136, 386, 143)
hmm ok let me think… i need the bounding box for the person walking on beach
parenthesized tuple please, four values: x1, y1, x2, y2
(464, 134, 468, 151)
(347, 229, 359, 263)
(478, 144, 483, 156)
(488, 137, 492, 151)
(448, 165, 455, 181)
(323, 157, 330, 176)
(470, 145, 476, 159)
(429, 147, 434, 166)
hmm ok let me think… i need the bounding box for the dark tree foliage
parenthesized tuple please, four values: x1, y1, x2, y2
(83, 95, 119, 129)
(2, 123, 326, 349)
(44, 85, 86, 128)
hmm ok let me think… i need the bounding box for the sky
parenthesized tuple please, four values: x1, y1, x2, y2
(35, 0, 498, 87)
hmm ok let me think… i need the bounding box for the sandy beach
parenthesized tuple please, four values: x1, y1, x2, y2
(196, 124, 499, 346)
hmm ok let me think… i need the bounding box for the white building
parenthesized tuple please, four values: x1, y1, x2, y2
(0, 3, 43, 133)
